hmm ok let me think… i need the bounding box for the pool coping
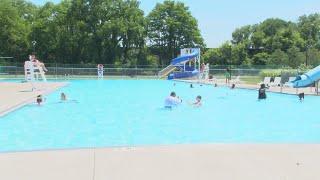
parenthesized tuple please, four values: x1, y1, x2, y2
(0, 82, 69, 117)
(174, 79, 320, 96)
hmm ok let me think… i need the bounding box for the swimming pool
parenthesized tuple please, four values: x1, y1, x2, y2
(1, 80, 320, 152)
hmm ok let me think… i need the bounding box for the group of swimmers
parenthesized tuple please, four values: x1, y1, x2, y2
(36, 92, 68, 105)
(164, 91, 202, 109)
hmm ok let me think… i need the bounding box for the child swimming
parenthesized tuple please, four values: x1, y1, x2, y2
(60, 93, 67, 101)
(191, 95, 202, 107)
(36, 95, 43, 105)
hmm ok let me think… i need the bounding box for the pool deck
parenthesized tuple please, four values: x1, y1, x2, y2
(0, 81, 68, 117)
(0, 144, 319, 180)
(176, 79, 319, 96)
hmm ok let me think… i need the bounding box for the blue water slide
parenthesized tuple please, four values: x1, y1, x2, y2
(291, 65, 320, 88)
(170, 52, 199, 65)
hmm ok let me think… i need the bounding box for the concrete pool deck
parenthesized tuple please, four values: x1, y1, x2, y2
(0, 81, 68, 117)
(0, 144, 319, 180)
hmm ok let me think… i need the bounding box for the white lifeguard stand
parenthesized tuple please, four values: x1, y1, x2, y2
(97, 64, 104, 78)
(24, 61, 47, 82)
(24, 60, 47, 91)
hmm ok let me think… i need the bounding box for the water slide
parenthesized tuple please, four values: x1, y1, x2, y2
(158, 52, 199, 78)
(290, 65, 320, 88)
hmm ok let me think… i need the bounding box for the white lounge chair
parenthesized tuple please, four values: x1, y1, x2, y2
(259, 77, 271, 86)
(231, 76, 241, 84)
(270, 77, 281, 87)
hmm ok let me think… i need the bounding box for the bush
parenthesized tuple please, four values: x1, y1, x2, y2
(259, 69, 282, 78)
(260, 69, 298, 83)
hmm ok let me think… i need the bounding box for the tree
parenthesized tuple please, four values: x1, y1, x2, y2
(287, 46, 305, 68)
(268, 49, 289, 66)
(298, 14, 320, 47)
(203, 48, 222, 65)
(0, 0, 32, 62)
(231, 25, 252, 45)
(147, 0, 205, 65)
(308, 48, 320, 66)
(252, 52, 269, 65)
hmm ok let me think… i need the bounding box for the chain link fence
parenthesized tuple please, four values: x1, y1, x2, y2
(0, 62, 304, 85)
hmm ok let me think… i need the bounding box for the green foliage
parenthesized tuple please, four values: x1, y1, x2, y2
(307, 48, 320, 66)
(252, 52, 269, 65)
(259, 69, 283, 78)
(259, 69, 297, 78)
(0, 0, 205, 66)
(268, 49, 289, 66)
(1, 0, 319, 69)
(203, 14, 320, 68)
(297, 64, 313, 73)
(147, 0, 205, 65)
(287, 46, 305, 68)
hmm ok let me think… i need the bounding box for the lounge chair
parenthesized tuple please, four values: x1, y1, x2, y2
(259, 77, 271, 86)
(270, 77, 281, 87)
(231, 76, 241, 84)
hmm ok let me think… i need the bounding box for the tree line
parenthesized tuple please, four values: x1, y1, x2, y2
(0, 0, 204, 67)
(1, 0, 319, 69)
(203, 14, 320, 68)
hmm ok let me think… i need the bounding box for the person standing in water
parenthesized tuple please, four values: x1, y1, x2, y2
(60, 93, 67, 101)
(36, 95, 43, 105)
(164, 92, 182, 109)
(258, 84, 267, 100)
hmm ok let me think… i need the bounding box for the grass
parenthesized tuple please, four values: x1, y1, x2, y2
(240, 76, 262, 85)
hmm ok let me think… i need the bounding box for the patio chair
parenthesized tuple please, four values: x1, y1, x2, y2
(270, 77, 282, 87)
(259, 77, 271, 86)
(231, 76, 241, 84)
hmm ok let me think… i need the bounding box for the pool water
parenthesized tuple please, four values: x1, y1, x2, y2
(1, 80, 320, 152)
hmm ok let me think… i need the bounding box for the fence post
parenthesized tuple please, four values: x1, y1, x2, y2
(15, 61, 18, 78)
(55, 63, 58, 79)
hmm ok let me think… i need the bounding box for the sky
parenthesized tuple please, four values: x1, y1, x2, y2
(30, 0, 320, 48)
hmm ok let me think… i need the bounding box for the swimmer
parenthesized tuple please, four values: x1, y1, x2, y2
(60, 93, 67, 101)
(190, 84, 193, 88)
(214, 83, 218, 87)
(192, 95, 202, 107)
(258, 84, 267, 100)
(231, 84, 235, 89)
(36, 95, 43, 105)
(164, 92, 182, 109)
(298, 93, 304, 101)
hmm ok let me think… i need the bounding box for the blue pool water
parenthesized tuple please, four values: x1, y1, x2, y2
(1, 80, 320, 152)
